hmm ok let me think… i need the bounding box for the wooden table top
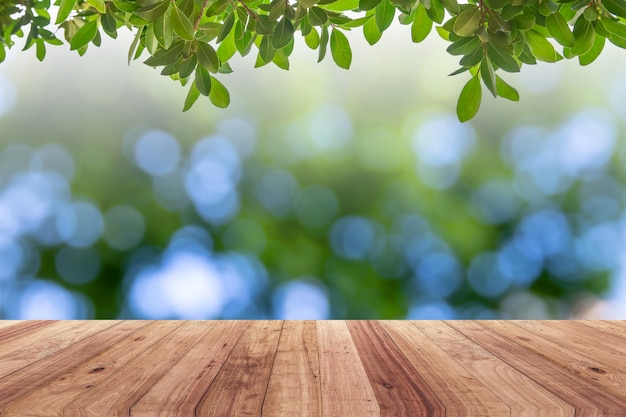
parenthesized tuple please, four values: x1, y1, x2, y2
(0, 320, 625, 416)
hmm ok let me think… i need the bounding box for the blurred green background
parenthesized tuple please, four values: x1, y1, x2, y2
(1, 23, 626, 319)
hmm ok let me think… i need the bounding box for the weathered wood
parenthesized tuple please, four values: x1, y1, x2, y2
(447, 320, 626, 417)
(0, 321, 137, 408)
(131, 321, 250, 417)
(195, 320, 283, 417)
(2, 321, 166, 417)
(262, 320, 321, 417)
(592, 321, 626, 338)
(348, 321, 445, 417)
(0, 320, 53, 345)
(382, 321, 505, 417)
(0, 320, 624, 416)
(412, 320, 574, 417)
(64, 321, 206, 417)
(483, 321, 626, 400)
(317, 320, 379, 417)
(0, 321, 112, 379)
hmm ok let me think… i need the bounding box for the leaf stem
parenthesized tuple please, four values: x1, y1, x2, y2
(194, 0, 211, 30)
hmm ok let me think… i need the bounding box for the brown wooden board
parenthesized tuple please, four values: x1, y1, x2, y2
(0, 320, 624, 416)
(195, 320, 283, 417)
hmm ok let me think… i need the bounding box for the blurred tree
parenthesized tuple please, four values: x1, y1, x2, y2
(2, 0, 626, 120)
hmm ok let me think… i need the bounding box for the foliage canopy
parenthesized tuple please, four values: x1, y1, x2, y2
(1, 0, 625, 120)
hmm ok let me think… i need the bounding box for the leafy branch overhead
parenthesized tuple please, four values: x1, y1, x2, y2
(1, 0, 624, 120)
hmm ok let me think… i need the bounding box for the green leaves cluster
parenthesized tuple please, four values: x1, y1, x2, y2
(2, 0, 626, 120)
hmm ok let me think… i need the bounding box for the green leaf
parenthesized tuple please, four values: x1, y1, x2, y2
(545, 12, 574, 47)
(375, 0, 395, 32)
(35, 39, 46, 61)
(364, 16, 382, 44)
(144, 41, 184, 66)
(600, 17, 626, 39)
(486, 42, 520, 72)
(217, 12, 235, 43)
(70, 20, 98, 50)
(330, 28, 352, 69)
(480, 57, 496, 97)
(318, 24, 329, 62)
(128, 26, 144, 64)
(457, 74, 482, 122)
(217, 30, 237, 62)
(196, 42, 220, 72)
(572, 19, 595, 56)
(309, 6, 329, 25)
(440, 0, 459, 15)
(453, 6, 481, 37)
(459, 45, 483, 67)
(86, 0, 106, 13)
(273, 18, 294, 49)
(259, 35, 275, 62)
(495, 75, 519, 101)
(301, 0, 318, 8)
(0, 46, 6, 64)
(604, 0, 626, 18)
(525, 30, 558, 62)
(195, 65, 212, 95)
(171, 5, 195, 40)
(183, 82, 200, 111)
(269, 0, 287, 21)
(56, 0, 77, 24)
(579, 34, 605, 65)
(134, 1, 170, 22)
(145, 24, 159, 54)
(447, 36, 480, 55)
(359, 0, 382, 11)
(179, 54, 198, 78)
(305, 27, 320, 48)
(425, 0, 444, 24)
(209, 76, 230, 107)
(154, 11, 174, 49)
(411, 3, 432, 42)
(272, 48, 290, 69)
(255, 15, 276, 35)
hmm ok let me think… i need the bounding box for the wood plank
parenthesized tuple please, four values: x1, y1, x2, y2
(447, 320, 626, 417)
(412, 320, 574, 417)
(262, 321, 321, 417)
(131, 321, 250, 417)
(515, 320, 626, 361)
(594, 321, 626, 338)
(317, 321, 379, 417)
(347, 321, 445, 417)
(196, 320, 283, 417)
(63, 321, 208, 417)
(0, 321, 116, 379)
(0, 320, 54, 345)
(604, 320, 626, 329)
(0, 321, 142, 408)
(482, 321, 626, 399)
(1, 321, 177, 417)
(381, 321, 505, 417)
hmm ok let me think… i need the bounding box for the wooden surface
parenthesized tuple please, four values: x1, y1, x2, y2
(0, 321, 624, 416)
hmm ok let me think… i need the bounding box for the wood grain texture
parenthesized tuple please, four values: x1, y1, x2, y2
(447, 320, 626, 417)
(348, 321, 445, 417)
(382, 321, 505, 417)
(411, 320, 574, 417)
(0, 320, 624, 417)
(262, 320, 321, 417)
(64, 321, 205, 417)
(196, 320, 283, 417)
(481, 321, 626, 400)
(131, 321, 250, 417)
(317, 320, 379, 417)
